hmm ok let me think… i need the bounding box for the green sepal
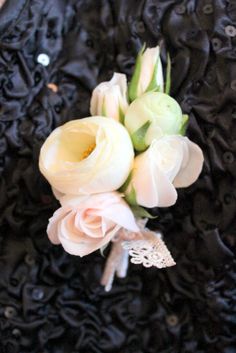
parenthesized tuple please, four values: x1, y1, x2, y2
(101, 97, 107, 116)
(145, 58, 162, 93)
(128, 44, 146, 102)
(180, 114, 189, 135)
(131, 120, 151, 152)
(131, 205, 158, 219)
(119, 172, 137, 206)
(125, 184, 137, 206)
(165, 52, 171, 95)
(119, 171, 133, 193)
(119, 105, 125, 124)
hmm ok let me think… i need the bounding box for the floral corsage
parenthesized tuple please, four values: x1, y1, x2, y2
(39, 45, 204, 291)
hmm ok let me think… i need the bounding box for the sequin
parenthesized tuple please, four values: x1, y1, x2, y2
(225, 25, 236, 37)
(212, 38, 222, 50)
(32, 288, 44, 300)
(12, 328, 21, 338)
(37, 53, 50, 66)
(166, 314, 179, 326)
(25, 253, 35, 266)
(223, 151, 234, 164)
(203, 4, 213, 14)
(4, 306, 17, 319)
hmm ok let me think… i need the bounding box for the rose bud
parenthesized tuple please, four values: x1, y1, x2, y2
(124, 135, 204, 208)
(125, 91, 188, 151)
(128, 45, 164, 102)
(90, 73, 129, 123)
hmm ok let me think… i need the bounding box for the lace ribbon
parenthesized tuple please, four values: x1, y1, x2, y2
(122, 231, 176, 268)
(101, 221, 176, 291)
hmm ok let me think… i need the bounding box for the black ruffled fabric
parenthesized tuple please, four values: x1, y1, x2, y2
(0, 0, 236, 352)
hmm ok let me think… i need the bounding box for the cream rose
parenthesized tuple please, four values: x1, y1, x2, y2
(90, 73, 129, 122)
(39, 116, 134, 195)
(47, 192, 139, 257)
(125, 135, 204, 208)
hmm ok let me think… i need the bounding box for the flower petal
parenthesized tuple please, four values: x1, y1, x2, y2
(47, 207, 70, 244)
(173, 137, 204, 188)
(130, 147, 177, 208)
(97, 202, 139, 232)
(58, 225, 120, 257)
(152, 166, 178, 207)
(39, 117, 134, 195)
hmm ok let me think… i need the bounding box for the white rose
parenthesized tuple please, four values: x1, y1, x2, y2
(125, 135, 204, 208)
(125, 91, 188, 151)
(128, 45, 164, 101)
(39, 116, 134, 195)
(90, 73, 129, 123)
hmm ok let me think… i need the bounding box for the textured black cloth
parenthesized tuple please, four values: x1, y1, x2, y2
(0, 0, 236, 352)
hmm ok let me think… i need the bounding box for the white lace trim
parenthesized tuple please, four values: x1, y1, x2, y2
(122, 231, 176, 269)
(101, 226, 176, 291)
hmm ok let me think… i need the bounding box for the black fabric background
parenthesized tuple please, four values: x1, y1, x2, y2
(0, 0, 236, 352)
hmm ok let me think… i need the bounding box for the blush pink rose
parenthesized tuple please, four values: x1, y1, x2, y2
(47, 192, 139, 257)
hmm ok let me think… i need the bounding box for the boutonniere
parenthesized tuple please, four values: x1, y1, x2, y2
(39, 44, 204, 291)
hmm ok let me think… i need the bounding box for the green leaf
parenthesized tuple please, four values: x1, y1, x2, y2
(131, 205, 158, 219)
(131, 120, 151, 152)
(180, 114, 189, 135)
(128, 44, 146, 102)
(165, 53, 171, 95)
(124, 184, 137, 206)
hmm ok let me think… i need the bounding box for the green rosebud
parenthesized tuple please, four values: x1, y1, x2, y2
(128, 45, 164, 102)
(124, 91, 186, 151)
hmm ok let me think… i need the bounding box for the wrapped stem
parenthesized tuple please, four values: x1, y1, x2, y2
(101, 240, 128, 292)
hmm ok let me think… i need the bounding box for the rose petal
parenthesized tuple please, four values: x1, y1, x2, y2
(60, 194, 89, 208)
(59, 212, 85, 242)
(58, 224, 120, 257)
(132, 151, 159, 207)
(132, 148, 177, 208)
(151, 136, 184, 182)
(47, 207, 70, 244)
(152, 166, 178, 207)
(78, 212, 104, 238)
(51, 187, 65, 201)
(97, 202, 139, 232)
(173, 137, 204, 188)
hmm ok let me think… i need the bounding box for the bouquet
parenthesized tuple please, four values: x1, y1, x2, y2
(39, 45, 204, 291)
